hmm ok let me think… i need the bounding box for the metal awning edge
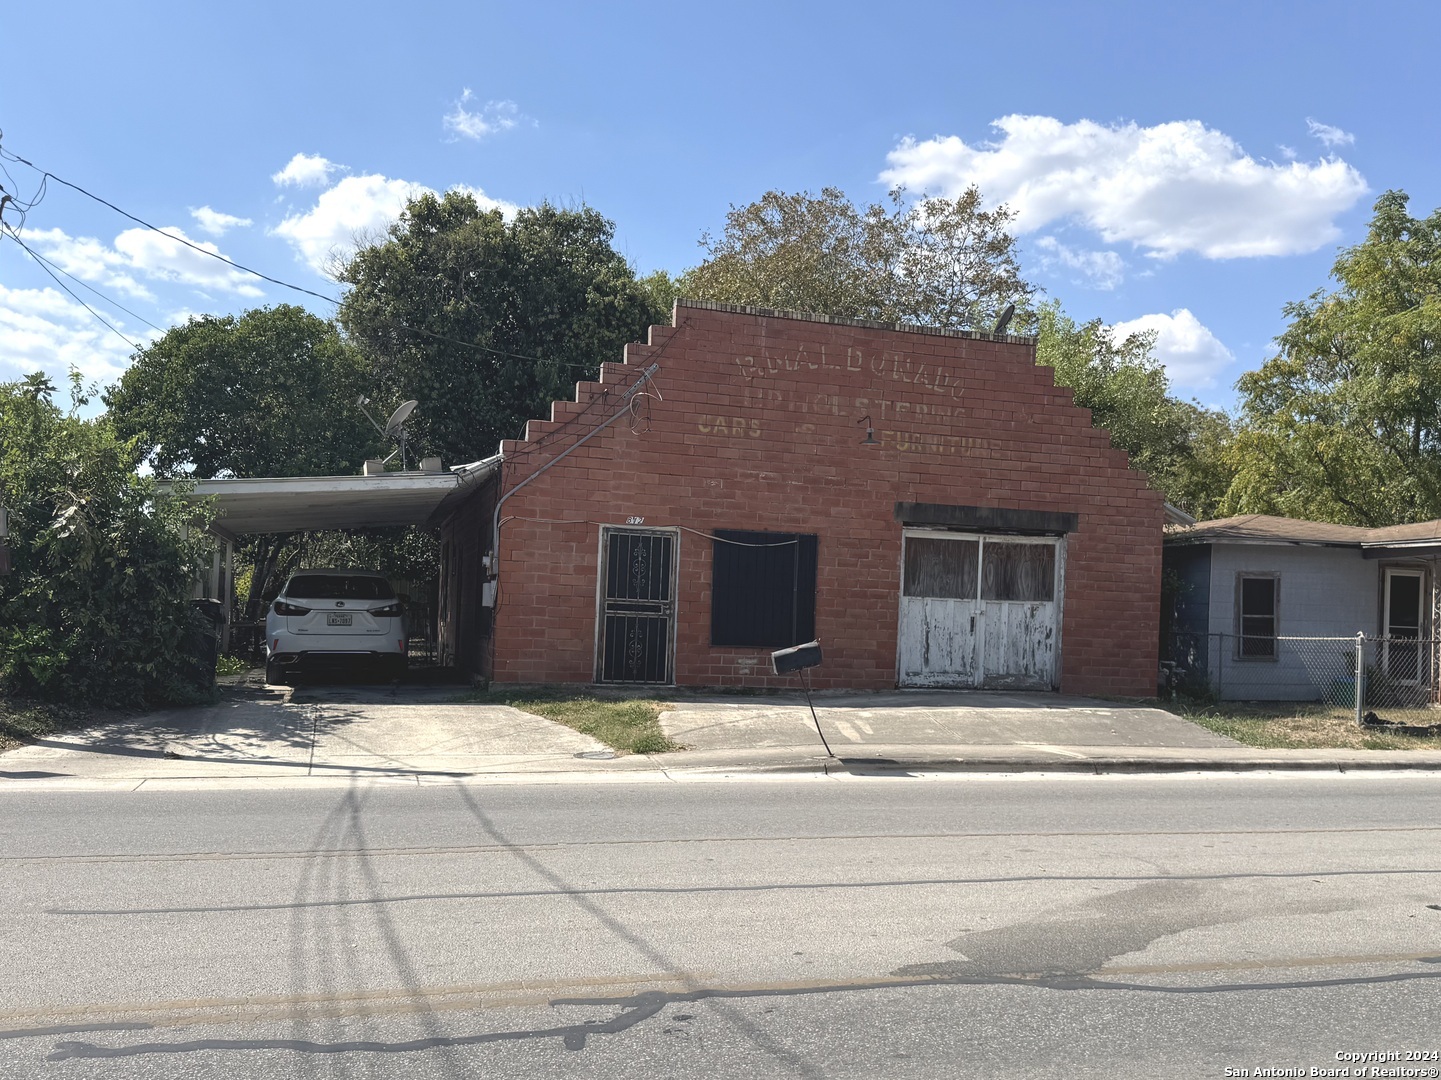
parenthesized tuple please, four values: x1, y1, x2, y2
(429, 453, 504, 524)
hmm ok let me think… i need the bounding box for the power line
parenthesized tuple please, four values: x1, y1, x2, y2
(353, 312, 582, 368)
(0, 139, 643, 373)
(0, 144, 340, 307)
(2, 225, 140, 351)
(506, 319, 690, 460)
(3, 228, 166, 333)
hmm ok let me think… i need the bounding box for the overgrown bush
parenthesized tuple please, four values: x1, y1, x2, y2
(0, 373, 214, 707)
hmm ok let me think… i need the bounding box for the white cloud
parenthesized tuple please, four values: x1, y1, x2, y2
(22, 224, 261, 300)
(272, 174, 429, 275)
(0, 283, 141, 383)
(1306, 118, 1355, 148)
(271, 153, 343, 187)
(24, 227, 155, 301)
(190, 206, 252, 236)
(112, 226, 264, 297)
(273, 174, 518, 274)
(443, 89, 524, 140)
(1031, 236, 1125, 290)
(881, 115, 1368, 260)
(1110, 308, 1234, 390)
(448, 184, 518, 216)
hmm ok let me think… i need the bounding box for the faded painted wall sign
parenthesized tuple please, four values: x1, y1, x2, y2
(733, 345, 967, 401)
(884, 431, 990, 456)
(697, 416, 762, 437)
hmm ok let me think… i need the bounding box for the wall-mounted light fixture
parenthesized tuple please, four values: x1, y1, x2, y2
(857, 415, 879, 446)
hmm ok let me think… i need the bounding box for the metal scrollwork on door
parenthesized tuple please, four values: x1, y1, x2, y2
(630, 545, 649, 596)
(598, 529, 675, 683)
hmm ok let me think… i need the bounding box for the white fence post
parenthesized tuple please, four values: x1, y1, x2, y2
(1354, 632, 1366, 725)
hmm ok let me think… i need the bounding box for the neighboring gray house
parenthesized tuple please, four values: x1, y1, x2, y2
(1163, 515, 1441, 702)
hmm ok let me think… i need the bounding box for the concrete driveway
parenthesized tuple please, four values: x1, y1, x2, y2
(660, 689, 1239, 761)
(3, 680, 1242, 787)
(0, 676, 633, 785)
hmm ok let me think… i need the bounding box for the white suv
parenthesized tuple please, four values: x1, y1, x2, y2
(264, 569, 407, 685)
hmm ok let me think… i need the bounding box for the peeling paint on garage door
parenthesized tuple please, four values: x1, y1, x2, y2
(898, 530, 1062, 690)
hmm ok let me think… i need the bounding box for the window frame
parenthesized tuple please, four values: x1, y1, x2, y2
(709, 529, 818, 649)
(1234, 572, 1280, 661)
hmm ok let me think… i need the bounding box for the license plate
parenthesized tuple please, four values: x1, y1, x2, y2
(327, 613, 353, 626)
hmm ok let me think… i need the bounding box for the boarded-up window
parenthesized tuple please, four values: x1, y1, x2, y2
(711, 531, 818, 647)
(903, 538, 979, 599)
(981, 544, 1055, 602)
(1237, 575, 1277, 658)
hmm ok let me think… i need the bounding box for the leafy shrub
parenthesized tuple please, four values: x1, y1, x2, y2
(0, 374, 214, 707)
(215, 654, 249, 677)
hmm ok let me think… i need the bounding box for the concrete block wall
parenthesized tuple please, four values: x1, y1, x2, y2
(1205, 544, 1379, 701)
(488, 301, 1165, 696)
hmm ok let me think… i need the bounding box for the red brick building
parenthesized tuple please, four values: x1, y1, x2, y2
(436, 300, 1163, 696)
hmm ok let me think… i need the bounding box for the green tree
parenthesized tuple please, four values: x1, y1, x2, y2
(1035, 303, 1234, 517)
(105, 304, 378, 480)
(1168, 404, 1236, 521)
(337, 193, 666, 466)
(637, 269, 683, 323)
(681, 186, 1035, 330)
(106, 305, 385, 625)
(0, 374, 213, 707)
(1225, 191, 1441, 525)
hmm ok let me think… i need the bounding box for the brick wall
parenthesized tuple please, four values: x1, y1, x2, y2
(484, 301, 1163, 696)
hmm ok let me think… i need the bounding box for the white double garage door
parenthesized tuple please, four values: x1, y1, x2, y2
(897, 529, 1063, 690)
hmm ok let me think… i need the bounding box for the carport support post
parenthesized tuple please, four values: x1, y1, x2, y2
(1355, 632, 1365, 726)
(222, 538, 235, 653)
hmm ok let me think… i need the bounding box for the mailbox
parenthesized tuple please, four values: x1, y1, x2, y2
(771, 640, 822, 675)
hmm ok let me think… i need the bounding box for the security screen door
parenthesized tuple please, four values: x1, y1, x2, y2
(897, 530, 1060, 690)
(596, 528, 677, 684)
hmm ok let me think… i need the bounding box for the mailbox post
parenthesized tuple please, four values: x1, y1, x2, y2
(771, 640, 832, 757)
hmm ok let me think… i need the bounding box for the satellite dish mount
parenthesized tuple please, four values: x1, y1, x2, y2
(357, 397, 420, 471)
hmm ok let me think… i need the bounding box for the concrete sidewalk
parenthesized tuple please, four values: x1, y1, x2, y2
(659, 689, 1236, 752)
(4, 683, 1441, 788)
(0, 681, 643, 784)
(655, 689, 1441, 774)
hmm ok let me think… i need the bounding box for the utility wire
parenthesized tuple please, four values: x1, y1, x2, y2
(356, 313, 585, 368)
(0, 140, 585, 371)
(508, 319, 690, 460)
(0, 144, 339, 306)
(3, 228, 166, 333)
(2, 225, 140, 350)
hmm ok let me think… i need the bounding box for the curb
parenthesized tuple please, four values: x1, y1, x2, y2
(662, 756, 1441, 777)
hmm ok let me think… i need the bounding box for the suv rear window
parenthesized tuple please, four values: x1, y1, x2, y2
(284, 575, 396, 600)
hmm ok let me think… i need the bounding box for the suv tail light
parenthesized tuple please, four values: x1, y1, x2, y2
(273, 600, 311, 616)
(371, 602, 404, 618)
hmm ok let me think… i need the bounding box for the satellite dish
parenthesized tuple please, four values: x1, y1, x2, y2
(993, 303, 1016, 336)
(384, 400, 418, 438)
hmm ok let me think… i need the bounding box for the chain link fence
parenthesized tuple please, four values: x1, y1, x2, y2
(1162, 632, 1441, 727)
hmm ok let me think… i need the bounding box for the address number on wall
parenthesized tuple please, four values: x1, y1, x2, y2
(625, 516, 645, 525)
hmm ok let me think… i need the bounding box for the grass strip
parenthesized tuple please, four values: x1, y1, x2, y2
(456, 687, 680, 754)
(1172, 700, 1441, 750)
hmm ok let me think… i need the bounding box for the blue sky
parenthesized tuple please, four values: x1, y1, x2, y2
(2, 0, 1437, 411)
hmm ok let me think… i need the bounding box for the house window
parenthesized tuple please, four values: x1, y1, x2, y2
(711, 530, 818, 647)
(1237, 574, 1278, 659)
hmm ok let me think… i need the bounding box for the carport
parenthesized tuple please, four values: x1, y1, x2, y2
(169, 458, 501, 651)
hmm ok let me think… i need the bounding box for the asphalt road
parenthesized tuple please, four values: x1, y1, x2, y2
(3, 774, 1441, 1078)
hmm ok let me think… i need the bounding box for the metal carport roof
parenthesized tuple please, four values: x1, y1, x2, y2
(168, 456, 502, 538)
